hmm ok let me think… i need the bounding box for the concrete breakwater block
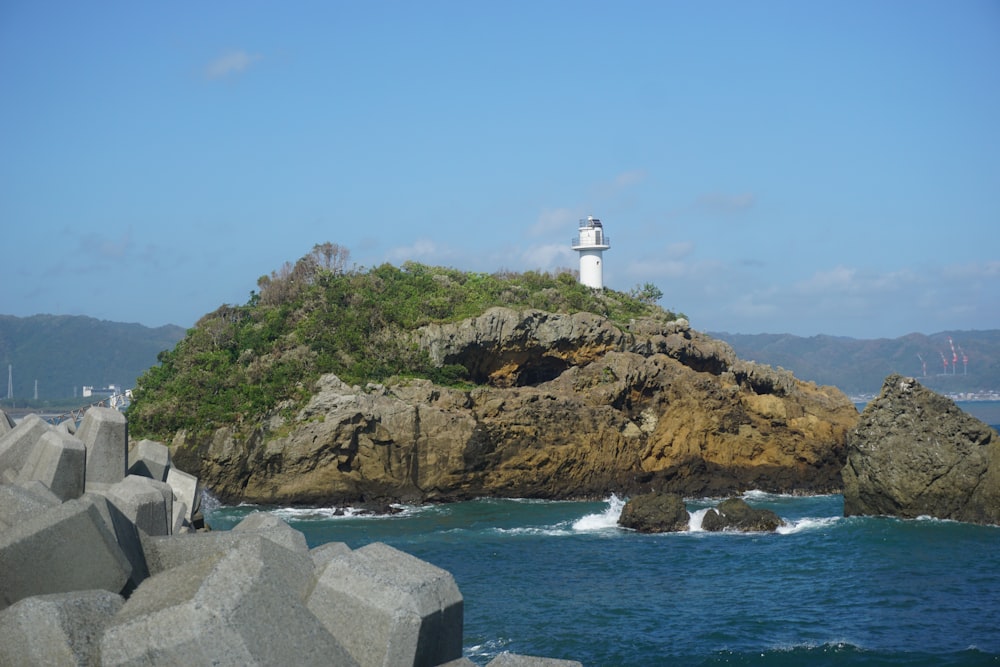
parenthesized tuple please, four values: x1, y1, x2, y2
(16, 430, 86, 501)
(78, 407, 128, 489)
(0, 409, 15, 435)
(100, 534, 357, 666)
(0, 496, 131, 610)
(127, 439, 171, 482)
(0, 414, 52, 480)
(166, 466, 200, 522)
(0, 483, 60, 531)
(310, 540, 352, 569)
(307, 541, 464, 667)
(141, 512, 310, 578)
(0, 589, 124, 667)
(101, 475, 174, 537)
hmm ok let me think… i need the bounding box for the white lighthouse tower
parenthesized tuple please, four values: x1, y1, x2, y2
(572, 215, 611, 289)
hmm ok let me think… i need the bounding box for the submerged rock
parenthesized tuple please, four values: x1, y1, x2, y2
(842, 374, 1000, 526)
(618, 492, 690, 533)
(700, 498, 784, 532)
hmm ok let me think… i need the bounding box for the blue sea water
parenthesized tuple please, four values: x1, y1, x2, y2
(207, 490, 1000, 666)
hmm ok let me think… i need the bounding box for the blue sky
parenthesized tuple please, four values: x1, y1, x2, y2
(2, 2, 998, 338)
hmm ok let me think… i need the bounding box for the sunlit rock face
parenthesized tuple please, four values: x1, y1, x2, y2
(177, 309, 860, 506)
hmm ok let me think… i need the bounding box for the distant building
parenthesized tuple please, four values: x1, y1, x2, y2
(82, 384, 119, 398)
(571, 215, 611, 289)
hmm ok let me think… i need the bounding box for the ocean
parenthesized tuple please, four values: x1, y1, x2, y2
(207, 489, 1000, 666)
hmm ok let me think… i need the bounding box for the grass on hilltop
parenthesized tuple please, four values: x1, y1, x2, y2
(127, 243, 680, 441)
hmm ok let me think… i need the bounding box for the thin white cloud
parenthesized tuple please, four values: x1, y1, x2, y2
(204, 50, 262, 80)
(613, 169, 646, 189)
(589, 169, 647, 200)
(522, 243, 574, 270)
(666, 241, 695, 260)
(530, 208, 579, 237)
(386, 238, 442, 263)
(695, 192, 756, 214)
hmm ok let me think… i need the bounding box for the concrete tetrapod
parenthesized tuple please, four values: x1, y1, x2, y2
(307, 541, 464, 667)
(99, 533, 356, 666)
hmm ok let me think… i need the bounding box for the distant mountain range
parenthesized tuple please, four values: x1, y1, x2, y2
(0, 315, 186, 403)
(711, 330, 1000, 396)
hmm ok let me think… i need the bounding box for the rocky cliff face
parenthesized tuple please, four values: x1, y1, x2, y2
(171, 308, 859, 505)
(843, 374, 1000, 525)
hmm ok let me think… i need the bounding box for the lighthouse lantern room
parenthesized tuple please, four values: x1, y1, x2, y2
(571, 215, 611, 289)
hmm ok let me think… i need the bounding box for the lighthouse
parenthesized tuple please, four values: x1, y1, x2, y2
(572, 215, 611, 289)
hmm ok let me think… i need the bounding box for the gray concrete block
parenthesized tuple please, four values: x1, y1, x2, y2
(486, 655, 583, 667)
(84, 492, 150, 595)
(56, 418, 76, 435)
(142, 515, 309, 587)
(232, 511, 309, 553)
(100, 535, 357, 666)
(310, 541, 352, 570)
(307, 541, 464, 667)
(166, 465, 200, 520)
(0, 414, 52, 479)
(102, 475, 172, 536)
(0, 496, 132, 610)
(171, 499, 190, 534)
(0, 589, 123, 667)
(17, 479, 62, 505)
(0, 482, 60, 531)
(0, 409, 14, 435)
(127, 438, 171, 482)
(77, 406, 127, 488)
(16, 430, 86, 501)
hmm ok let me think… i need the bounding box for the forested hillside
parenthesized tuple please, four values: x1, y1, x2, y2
(0, 314, 185, 403)
(712, 330, 1000, 396)
(127, 243, 678, 441)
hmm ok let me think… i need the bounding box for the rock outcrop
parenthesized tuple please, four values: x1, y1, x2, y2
(842, 374, 1000, 525)
(700, 497, 784, 532)
(617, 491, 690, 533)
(173, 308, 860, 505)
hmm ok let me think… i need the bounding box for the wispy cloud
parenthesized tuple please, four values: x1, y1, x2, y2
(588, 169, 647, 200)
(386, 238, 443, 263)
(522, 242, 574, 270)
(695, 192, 756, 215)
(666, 241, 695, 260)
(530, 208, 579, 237)
(204, 50, 263, 80)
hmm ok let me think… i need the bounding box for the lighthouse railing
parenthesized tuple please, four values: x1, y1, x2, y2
(571, 234, 611, 247)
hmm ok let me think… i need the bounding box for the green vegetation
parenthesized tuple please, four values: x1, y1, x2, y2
(127, 243, 680, 440)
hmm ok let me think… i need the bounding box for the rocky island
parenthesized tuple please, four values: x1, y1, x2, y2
(125, 253, 859, 506)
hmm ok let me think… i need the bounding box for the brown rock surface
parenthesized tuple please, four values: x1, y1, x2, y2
(172, 309, 859, 505)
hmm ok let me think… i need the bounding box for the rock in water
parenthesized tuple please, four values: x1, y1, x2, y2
(842, 374, 1000, 526)
(618, 492, 690, 532)
(700, 497, 784, 532)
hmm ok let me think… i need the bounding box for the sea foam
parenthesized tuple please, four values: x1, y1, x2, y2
(776, 516, 840, 534)
(571, 494, 625, 532)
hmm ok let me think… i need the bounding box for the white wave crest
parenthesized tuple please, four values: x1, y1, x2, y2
(687, 507, 713, 532)
(268, 504, 421, 522)
(776, 516, 841, 534)
(571, 494, 626, 532)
